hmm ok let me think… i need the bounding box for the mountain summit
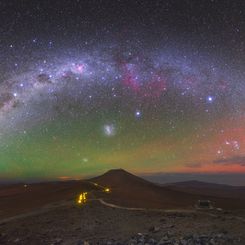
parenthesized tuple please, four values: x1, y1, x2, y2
(90, 169, 245, 209)
(90, 168, 153, 188)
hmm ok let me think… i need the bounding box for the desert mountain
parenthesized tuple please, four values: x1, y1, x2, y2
(90, 168, 154, 188)
(90, 169, 245, 210)
(1, 169, 245, 220)
(165, 180, 245, 200)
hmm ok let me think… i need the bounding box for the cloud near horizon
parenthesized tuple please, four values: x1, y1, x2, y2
(185, 155, 245, 169)
(213, 156, 245, 166)
(185, 162, 204, 168)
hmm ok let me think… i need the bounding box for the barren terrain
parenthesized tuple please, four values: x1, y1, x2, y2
(0, 169, 245, 245)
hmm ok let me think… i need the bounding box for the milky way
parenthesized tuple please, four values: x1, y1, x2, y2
(1, 0, 245, 180)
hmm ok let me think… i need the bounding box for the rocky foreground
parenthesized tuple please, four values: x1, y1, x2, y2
(0, 201, 244, 245)
(76, 231, 241, 245)
(1, 230, 242, 245)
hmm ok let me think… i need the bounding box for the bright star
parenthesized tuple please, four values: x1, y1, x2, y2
(207, 96, 214, 103)
(135, 110, 142, 118)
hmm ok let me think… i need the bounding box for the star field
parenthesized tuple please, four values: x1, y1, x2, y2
(1, 0, 245, 180)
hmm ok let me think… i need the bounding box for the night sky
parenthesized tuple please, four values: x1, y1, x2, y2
(1, 0, 245, 181)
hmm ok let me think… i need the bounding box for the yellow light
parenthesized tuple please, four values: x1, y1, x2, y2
(104, 188, 110, 193)
(94, 183, 98, 186)
(77, 192, 88, 204)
